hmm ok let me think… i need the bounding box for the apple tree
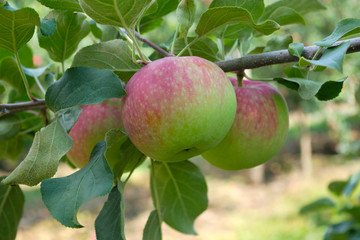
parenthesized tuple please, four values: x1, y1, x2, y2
(0, 0, 360, 239)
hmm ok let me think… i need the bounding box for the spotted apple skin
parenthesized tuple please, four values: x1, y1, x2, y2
(67, 99, 123, 168)
(202, 78, 289, 170)
(121, 56, 237, 162)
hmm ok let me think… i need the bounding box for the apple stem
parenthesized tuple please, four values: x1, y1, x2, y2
(237, 70, 244, 87)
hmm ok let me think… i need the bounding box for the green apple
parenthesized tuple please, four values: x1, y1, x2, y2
(202, 78, 289, 170)
(121, 56, 237, 162)
(67, 98, 123, 168)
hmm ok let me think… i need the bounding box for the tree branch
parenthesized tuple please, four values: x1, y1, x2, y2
(215, 37, 360, 72)
(0, 100, 47, 117)
(2, 37, 360, 116)
(134, 31, 173, 57)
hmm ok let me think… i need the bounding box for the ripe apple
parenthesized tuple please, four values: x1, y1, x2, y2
(121, 56, 237, 162)
(67, 98, 124, 168)
(202, 78, 289, 170)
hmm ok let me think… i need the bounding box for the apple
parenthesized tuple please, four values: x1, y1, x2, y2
(121, 56, 237, 162)
(67, 98, 124, 168)
(202, 78, 289, 170)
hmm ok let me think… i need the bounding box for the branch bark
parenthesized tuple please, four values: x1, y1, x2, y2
(215, 37, 360, 72)
(0, 100, 46, 117)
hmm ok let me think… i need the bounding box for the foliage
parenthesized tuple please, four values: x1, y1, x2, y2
(300, 171, 360, 240)
(0, 0, 359, 239)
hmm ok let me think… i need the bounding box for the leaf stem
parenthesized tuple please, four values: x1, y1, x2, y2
(33, 75, 46, 96)
(61, 61, 65, 74)
(176, 37, 199, 57)
(15, 52, 36, 101)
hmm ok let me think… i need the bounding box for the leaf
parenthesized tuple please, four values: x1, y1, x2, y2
(0, 136, 24, 161)
(316, 18, 360, 47)
(261, 0, 326, 21)
(195, 7, 279, 38)
(79, 0, 152, 28)
(275, 77, 322, 100)
(173, 37, 220, 62)
(41, 141, 114, 228)
(0, 58, 27, 95)
(40, 18, 56, 36)
(264, 35, 293, 52)
(37, 0, 82, 12)
(38, 11, 90, 62)
(299, 198, 336, 214)
(209, 0, 264, 21)
(299, 41, 351, 73)
(0, 177, 25, 240)
(22, 64, 51, 78)
(151, 160, 208, 235)
(95, 184, 125, 240)
(58, 106, 82, 132)
(45, 67, 125, 112)
(315, 77, 347, 101)
(72, 39, 142, 72)
(324, 221, 354, 239)
(140, 0, 179, 33)
(0, 114, 21, 141)
(342, 172, 360, 197)
(288, 42, 304, 58)
(0, 48, 13, 63)
(0, 5, 40, 53)
(1, 120, 73, 186)
(328, 180, 347, 196)
(89, 20, 103, 39)
(177, 0, 196, 37)
(105, 129, 146, 178)
(143, 210, 163, 240)
(267, 7, 305, 26)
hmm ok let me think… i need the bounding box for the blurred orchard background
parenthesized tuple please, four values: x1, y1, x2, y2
(1, 0, 360, 239)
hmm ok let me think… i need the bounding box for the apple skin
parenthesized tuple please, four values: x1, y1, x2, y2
(121, 56, 237, 162)
(202, 78, 289, 170)
(67, 98, 123, 168)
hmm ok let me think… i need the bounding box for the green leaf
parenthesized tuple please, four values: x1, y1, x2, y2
(40, 18, 56, 36)
(95, 185, 125, 240)
(38, 11, 90, 62)
(0, 136, 24, 161)
(0, 114, 21, 141)
(72, 39, 142, 72)
(195, 7, 280, 38)
(299, 198, 336, 214)
(0, 83, 5, 94)
(328, 180, 347, 196)
(89, 20, 103, 39)
(45, 67, 125, 112)
(79, 0, 152, 28)
(342, 172, 360, 197)
(209, 0, 264, 21)
(315, 18, 360, 47)
(37, 0, 82, 12)
(264, 35, 293, 52)
(288, 42, 304, 58)
(299, 41, 350, 73)
(0, 5, 40, 53)
(177, 0, 196, 37)
(105, 129, 146, 178)
(261, 0, 326, 21)
(22, 65, 50, 78)
(267, 7, 305, 26)
(275, 77, 321, 100)
(143, 210, 163, 240)
(173, 37, 220, 62)
(0, 58, 26, 95)
(140, 0, 179, 33)
(0, 48, 13, 64)
(41, 141, 114, 228)
(58, 106, 82, 132)
(151, 160, 208, 235)
(315, 77, 347, 101)
(0, 177, 25, 240)
(1, 120, 73, 186)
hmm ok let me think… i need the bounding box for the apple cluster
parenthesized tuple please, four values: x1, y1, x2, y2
(67, 56, 289, 171)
